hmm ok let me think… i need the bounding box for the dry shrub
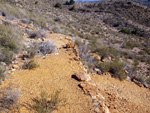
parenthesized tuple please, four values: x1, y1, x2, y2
(22, 60, 38, 70)
(29, 91, 66, 113)
(0, 87, 20, 112)
(38, 41, 56, 55)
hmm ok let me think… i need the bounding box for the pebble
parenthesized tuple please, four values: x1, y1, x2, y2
(94, 107, 100, 113)
(55, 53, 59, 55)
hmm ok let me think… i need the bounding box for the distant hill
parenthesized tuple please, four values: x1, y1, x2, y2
(133, 0, 150, 6)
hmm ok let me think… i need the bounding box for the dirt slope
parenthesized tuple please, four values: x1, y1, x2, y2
(92, 75, 150, 113)
(0, 34, 93, 113)
(0, 33, 150, 113)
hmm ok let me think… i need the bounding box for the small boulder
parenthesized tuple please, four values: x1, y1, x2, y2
(94, 107, 100, 113)
(92, 53, 101, 61)
(78, 82, 100, 96)
(94, 68, 102, 75)
(12, 65, 19, 69)
(104, 106, 110, 113)
(72, 72, 91, 81)
(1, 11, 6, 17)
(132, 79, 143, 87)
(65, 40, 74, 48)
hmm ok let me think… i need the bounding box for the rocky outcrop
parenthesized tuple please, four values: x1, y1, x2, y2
(72, 72, 110, 113)
(72, 72, 91, 81)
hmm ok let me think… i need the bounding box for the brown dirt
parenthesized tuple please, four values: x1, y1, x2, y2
(0, 33, 150, 113)
(0, 34, 93, 113)
(92, 75, 150, 113)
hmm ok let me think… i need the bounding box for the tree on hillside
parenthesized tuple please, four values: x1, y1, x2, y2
(70, 0, 75, 5)
(54, 3, 62, 9)
(65, 0, 75, 5)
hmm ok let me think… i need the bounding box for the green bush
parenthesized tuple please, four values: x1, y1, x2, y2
(0, 48, 14, 65)
(22, 60, 38, 70)
(120, 28, 141, 36)
(0, 24, 22, 51)
(65, 1, 70, 5)
(143, 47, 150, 55)
(0, 3, 49, 29)
(69, 0, 75, 5)
(0, 63, 6, 81)
(98, 59, 127, 80)
(146, 78, 150, 84)
(0, 24, 22, 65)
(93, 46, 120, 59)
(125, 41, 140, 49)
(54, 3, 62, 9)
(69, 6, 75, 11)
(113, 22, 121, 27)
(35, 1, 38, 4)
(120, 28, 132, 34)
(26, 46, 38, 59)
(65, 0, 75, 5)
(33, 91, 66, 113)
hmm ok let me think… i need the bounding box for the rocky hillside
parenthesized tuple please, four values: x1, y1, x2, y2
(0, 0, 150, 113)
(134, 0, 150, 6)
(0, 18, 149, 113)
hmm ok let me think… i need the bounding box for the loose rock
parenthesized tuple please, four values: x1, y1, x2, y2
(72, 72, 91, 81)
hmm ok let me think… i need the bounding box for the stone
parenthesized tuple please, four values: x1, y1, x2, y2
(87, 80, 96, 86)
(132, 79, 143, 87)
(92, 99, 102, 106)
(92, 53, 101, 61)
(105, 72, 112, 77)
(126, 76, 131, 82)
(83, 68, 88, 73)
(94, 68, 102, 75)
(55, 53, 59, 55)
(0, 62, 6, 66)
(104, 106, 110, 113)
(12, 65, 19, 69)
(78, 82, 100, 96)
(65, 40, 74, 48)
(23, 50, 28, 55)
(94, 107, 100, 113)
(72, 72, 91, 81)
(102, 57, 111, 62)
(97, 93, 105, 100)
(11, 69, 16, 72)
(73, 57, 80, 61)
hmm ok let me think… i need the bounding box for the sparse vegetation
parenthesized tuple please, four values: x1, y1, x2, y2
(32, 91, 66, 113)
(0, 48, 14, 65)
(69, 6, 75, 11)
(121, 41, 140, 49)
(146, 78, 150, 84)
(0, 24, 23, 64)
(26, 43, 39, 58)
(113, 22, 121, 27)
(65, 0, 75, 5)
(28, 30, 46, 39)
(120, 28, 132, 34)
(92, 46, 120, 59)
(0, 87, 20, 112)
(98, 59, 127, 80)
(0, 63, 6, 81)
(22, 60, 38, 70)
(38, 41, 56, 55)
(54, 3, 62, 9)
(0, 0, 149, 90)
(0, 24, 22, 51)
